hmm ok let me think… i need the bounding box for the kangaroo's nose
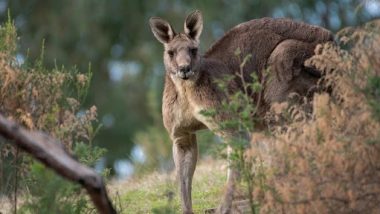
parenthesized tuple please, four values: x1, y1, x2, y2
(179, 66, 191, 73)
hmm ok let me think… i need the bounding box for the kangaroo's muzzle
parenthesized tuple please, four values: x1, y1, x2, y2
(178, 65, 194, 80)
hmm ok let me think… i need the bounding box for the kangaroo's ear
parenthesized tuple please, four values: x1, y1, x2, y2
(149, 17, 176, 44)
(184, 10, 203, 42)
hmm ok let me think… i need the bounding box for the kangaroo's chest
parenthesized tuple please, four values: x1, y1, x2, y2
(165, 91, 223, 139)
(164, 94, 206, 134)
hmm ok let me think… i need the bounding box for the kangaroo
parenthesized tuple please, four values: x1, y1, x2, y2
(149, 10, 333, 214)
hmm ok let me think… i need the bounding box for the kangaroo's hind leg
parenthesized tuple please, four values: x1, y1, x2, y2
(217, 144, 239, 214)
(265, 39, 320, 104)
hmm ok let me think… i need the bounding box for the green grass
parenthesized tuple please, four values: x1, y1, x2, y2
(111, 159, 227, 214)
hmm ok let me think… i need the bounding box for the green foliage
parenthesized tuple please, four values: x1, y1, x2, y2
(74, 142, 107, 166)
(19, 142, 106, 214)
(365, 75, 380, 121)
(0, 11, 16, 54)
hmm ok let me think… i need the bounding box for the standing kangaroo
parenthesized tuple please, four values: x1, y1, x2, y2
(149, 10, 333, 214)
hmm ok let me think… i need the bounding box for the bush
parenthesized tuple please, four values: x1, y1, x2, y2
(247, 20, 380, 213)
(0, 15, 106, 214)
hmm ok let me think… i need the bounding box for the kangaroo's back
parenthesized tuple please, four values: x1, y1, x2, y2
(204, 18, 333, 77)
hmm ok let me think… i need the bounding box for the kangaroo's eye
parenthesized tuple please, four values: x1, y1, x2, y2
(167, 50, 174, 58)
(190, 48, 198, 56)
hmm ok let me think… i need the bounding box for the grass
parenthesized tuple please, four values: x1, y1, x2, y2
(110, 158, 227, 213)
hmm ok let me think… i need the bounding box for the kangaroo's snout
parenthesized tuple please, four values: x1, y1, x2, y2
(179, 65, 191, 74)
(176, 50, 192, 78)
(178, 65, 193, 80)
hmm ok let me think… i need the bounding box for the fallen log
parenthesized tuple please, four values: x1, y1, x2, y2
(0, 114, 116, 214)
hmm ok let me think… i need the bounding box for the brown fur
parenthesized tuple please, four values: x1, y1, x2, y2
(149, 10, 333, 214)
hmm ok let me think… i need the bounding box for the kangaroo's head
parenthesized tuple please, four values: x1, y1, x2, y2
(149, 10, 203, 81)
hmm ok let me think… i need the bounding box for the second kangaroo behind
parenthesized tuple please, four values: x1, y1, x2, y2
(149, 10, 333, 214)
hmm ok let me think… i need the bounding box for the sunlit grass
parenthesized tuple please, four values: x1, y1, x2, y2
(111, 158, 227, 213)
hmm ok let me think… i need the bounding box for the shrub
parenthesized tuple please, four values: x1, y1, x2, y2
(0, 15, 106, 214)
(247, 20, 380, 213)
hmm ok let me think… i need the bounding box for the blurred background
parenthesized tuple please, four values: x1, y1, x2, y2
(0, 0, 378, 178)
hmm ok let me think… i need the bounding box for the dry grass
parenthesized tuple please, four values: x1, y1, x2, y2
(247, 20, 380, 213)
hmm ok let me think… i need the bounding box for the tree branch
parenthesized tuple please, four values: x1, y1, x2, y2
(0, 114, 116, 214)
